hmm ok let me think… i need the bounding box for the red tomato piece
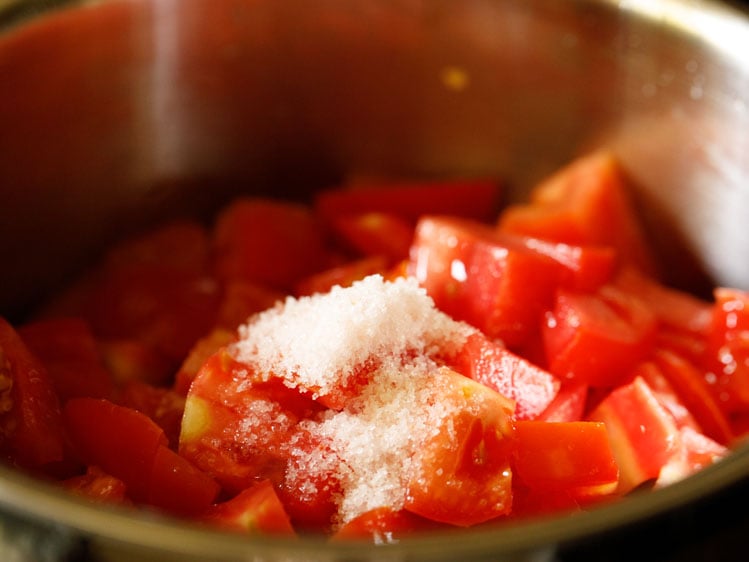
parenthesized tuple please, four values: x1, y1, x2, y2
(173, 329, 237, 396)
(118, 381, 186, 449)
(98, 338, 176, 387)
(63, 397, 168, 502)
(444, 332, 559, 421)
(0, 317, 65, 468)
(587, 377, 680, 493)
(409, 217, 562, 348)
(103, 220, 212, 272)
(179, 349, 322, 495)
(512, 421, 619, 497)
(537, 382, 588, 422)
(543, 285, 657, 387)
(148, 444, 220, 516)
(315, 179, 502, 224)
(405, 371, 515, 527)
(215, 281, 285, 331)
(328, 212, 414, 263)
(629, 360, 701, 433)
(651, 349, 733, 445)
(63, 465, 128, 504)
(18, 317, 115, 403)
(703, 288, 749, 414)
(331, 507, 442, 542)
(85, 265, 220, 365)
(497, 151, 659, 276)
(614, 267, 712, 334)
(213, 198, 331, 290)
(294, 255, 390, 297)
(204, 479, 295, 535)
(657, 426, 728, 487)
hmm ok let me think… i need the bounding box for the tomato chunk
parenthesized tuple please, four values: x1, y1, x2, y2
(0, 317, 65, 468)
(213, 198, 331, 290)
(63, 398, 168, 502)
(204, 479, 295, 535)
(512, 421, 619, 498)
(445, 332, 559, 421)
(315, 179, 502, 223)
(405, 371, 515, 527)
(543, 286, 657, 387)
(498, 151, 659, 276)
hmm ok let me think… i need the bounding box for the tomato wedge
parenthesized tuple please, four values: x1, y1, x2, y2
(497, 150, 659, 276)
(404, 370, 515, 527)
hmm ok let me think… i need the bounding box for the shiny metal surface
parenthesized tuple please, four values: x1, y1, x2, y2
(1, 0, 749, 560)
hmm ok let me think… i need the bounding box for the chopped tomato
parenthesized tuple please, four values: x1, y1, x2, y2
(0, 317, 65, 468)
(85, 264, 220, 365)
(613, 267, 712, 335)
(98, 338, 175, 387)
(102, 220, 212, 272)
(444, 332, 559, 421)
(204, 479, 295, 535)
(63, 397, 168, 502)
(497, 150, 659, 276)
(213, 198, 331, 290)
(703, 287, 749, 414)
(215, 281, 285, 331)
(587, 377, 680, 493)
(148, 444, 220, 516)
(63, 465, 128, 504)
(542, 285, 657, 387)
(173, 329, 236, 396)
(537, 382, 588, 422)
(178, 349, 322, 495)
(18, 317, 114, 402)
(294, 255, 390, 297)
(656, 426, 728, 487)
(405, 370, 515, 527)
(651, 349, 733, 445)
(410, 217, 562, 348)
(328, 212, 414, 263)
(118, 381, 186, 448)
(315, 179, 502, 223)
(512, 421, 619, 498)
(331, 507, 442, 542)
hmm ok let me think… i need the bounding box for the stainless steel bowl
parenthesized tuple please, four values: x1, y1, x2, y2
(1, 1, 749, 560)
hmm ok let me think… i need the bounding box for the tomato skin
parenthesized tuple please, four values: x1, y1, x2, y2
(543, 285, 657, 388)
(0, 317, 65, 468)
(215, 281, 285, 331)
(63, 397, 168, 502)
(512, 421, 619, 497)
(405, 371, 515, 527)
(331, 507, 443, 542)
(315, 179, 502, 224)
(204, 479, 295, 535)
